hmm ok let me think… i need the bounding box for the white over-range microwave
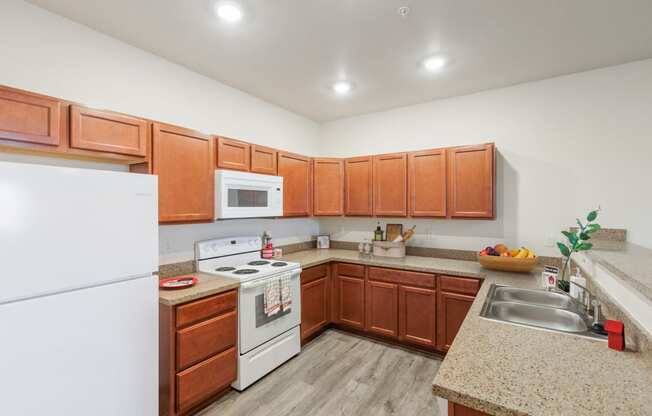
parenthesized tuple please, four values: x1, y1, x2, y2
(215, 169, 283, 219)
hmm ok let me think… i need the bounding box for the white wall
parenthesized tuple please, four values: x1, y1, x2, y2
(319, 59, 652, 255)
(0, 0, 321, 265)
(3, 0, 651, 263)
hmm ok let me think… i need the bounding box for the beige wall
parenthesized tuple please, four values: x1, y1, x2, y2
(319, 59, 652, 255)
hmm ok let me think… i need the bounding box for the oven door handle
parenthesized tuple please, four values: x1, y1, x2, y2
(240, 270, 301, 290)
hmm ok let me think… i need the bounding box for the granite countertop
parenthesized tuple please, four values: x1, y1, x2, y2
(283, 248, 652, 416)
(158, 272, 240, 306)
(581, 240, 652, 303)
(282, 248, 485, 278)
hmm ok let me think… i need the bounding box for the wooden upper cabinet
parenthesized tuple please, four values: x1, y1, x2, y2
(0, 86, 61, 146)
(447, 143, 495, 218)
(70, 105, 148, 156)
(216, 137, 250, 171)
(278, 151, 312, 217)
(373, 152, 407, 217)
(250, 144, 277, 175)
(313, 158, 344, 216)
(408, 149, 446, 217)
(344, 156, 373, 216)
(152, 123, 215, 223)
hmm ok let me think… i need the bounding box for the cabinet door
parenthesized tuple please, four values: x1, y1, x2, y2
(408, 149, 446, 217)
(436, 291, 474, 352)
(0, 87, 61, 146)
(313, 158, 344, 216)
(216, 137, 250, 171)
(344, 156, 373, 216)
(153, 123, 214, 223)
(365, 280, 398, 338)
(175, 346, 236, 415)
(336, 275, 365, 329)
(301, 277, 329, 342)
(448, 402, 490, 416)
(250, 144, 277, 175)
(373, 152, 407, 217)
(278, 151, 312, 217)
(398, 285, 437, 348)
(447, 144, 494, 218)
(70, 105, 147, 156)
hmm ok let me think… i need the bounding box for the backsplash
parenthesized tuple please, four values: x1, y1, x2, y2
(158, 218, 319, 265)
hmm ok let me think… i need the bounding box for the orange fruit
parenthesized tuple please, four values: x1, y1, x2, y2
(494, 244, 508, 255)
(508, 249, 520, 257)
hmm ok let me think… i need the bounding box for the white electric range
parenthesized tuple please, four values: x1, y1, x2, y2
(195, 236, 302, 391)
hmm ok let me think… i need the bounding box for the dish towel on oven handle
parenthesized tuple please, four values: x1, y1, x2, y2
(264, 278, 281, 316)
(280, 272, 292, 312)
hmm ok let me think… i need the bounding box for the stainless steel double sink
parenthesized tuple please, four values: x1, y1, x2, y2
(479, 284, 607, 341)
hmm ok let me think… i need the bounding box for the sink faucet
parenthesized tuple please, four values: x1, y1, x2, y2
(549, 281, 602, 327)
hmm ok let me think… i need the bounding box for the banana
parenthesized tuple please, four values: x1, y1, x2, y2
(515, 248, 528, 259)
(526, 248, 535, 259)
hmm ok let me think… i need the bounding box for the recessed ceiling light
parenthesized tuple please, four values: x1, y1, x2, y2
(423, 56, 447, 72)
(332, 81, 353, 95)
(215, 2, 243, 23)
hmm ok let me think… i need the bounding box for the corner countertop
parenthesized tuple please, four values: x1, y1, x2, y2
(158, 272, 240, 306)
(282, 248, 652, 416)
(582, 240, 652, 304)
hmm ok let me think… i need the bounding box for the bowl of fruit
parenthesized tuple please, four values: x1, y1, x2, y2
(478, 244, 538, 273)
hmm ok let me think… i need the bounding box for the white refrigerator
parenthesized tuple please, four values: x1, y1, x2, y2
(0, 161, 159, 415)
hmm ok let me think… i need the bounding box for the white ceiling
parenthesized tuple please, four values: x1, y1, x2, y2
(27, 0, 652, 122)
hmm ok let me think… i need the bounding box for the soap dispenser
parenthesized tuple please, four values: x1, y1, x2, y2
(569, 268, 586, 300)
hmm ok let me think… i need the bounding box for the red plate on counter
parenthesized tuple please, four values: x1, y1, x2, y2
(159, 275, 198, 290)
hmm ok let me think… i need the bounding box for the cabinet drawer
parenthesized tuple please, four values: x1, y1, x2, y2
(176, 290, 237, 328)
(439, 275, 481, 295)
(301, 264, 329, 285)
(176, 346, 237, 414)
(337, 263, 365, 278)
(368, 267, 435, 289)
(176, 310, 237, 371)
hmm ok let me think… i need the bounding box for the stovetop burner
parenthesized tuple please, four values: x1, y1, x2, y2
(271, 262, 288, 267)
(234, 269, 259, 275)
(216, 267, 236, 272)
(248, 260, 270, 266)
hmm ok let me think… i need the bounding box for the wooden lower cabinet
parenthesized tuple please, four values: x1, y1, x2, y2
(176, 347, 237, 414)
(448, 402, 490, 416)
(299, 264, 481, 357)
(332, 263, 366, 330)
(398, 285, 437, 348)
(436, 275, 480, 352)
(160, 290, 237, 416)
(365, 280, 399, 338)
(300, 264, 330, 342)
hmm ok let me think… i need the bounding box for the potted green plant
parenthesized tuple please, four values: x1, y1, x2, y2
(556, 208, 601, 292)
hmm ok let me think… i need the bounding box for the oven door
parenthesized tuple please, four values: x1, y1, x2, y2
(215, 170, 283, 219)
(238, 269, 301, 355)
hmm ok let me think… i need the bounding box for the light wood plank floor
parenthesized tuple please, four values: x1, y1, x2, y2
(199, 329, 443, 416)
